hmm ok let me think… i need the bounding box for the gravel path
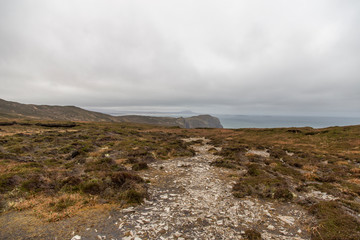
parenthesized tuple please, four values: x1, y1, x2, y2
(74, 138, 311, 240)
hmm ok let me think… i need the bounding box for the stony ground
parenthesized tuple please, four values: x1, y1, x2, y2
(71, 138, 312, 240)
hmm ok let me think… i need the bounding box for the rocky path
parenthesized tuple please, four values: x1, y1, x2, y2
(74, 138, 311, 240)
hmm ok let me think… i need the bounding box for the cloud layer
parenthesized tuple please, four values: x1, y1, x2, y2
(1, 0, 359, 116)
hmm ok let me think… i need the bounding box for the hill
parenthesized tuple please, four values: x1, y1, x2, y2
(0, 99, 222, 128)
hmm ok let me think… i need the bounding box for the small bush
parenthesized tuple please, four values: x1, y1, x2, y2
(210, 159, 236, 169)
(132, 162, 148, 171)
(110, 172, 143, 188)
(81, 179, 103, 195)
(273, 188, 293, 201)
(123, 189, 145, 204)
(20, 175, 45, 192)
(247, 164, 262, 176)
(233, 175, 290, 200)
(0, 174, 20, 193)
(244, 229, 262, 240)
(61, 176, 82, 193)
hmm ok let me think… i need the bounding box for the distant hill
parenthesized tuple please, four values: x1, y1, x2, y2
(0, 99, 223, 128)
(118, 114, 223, 128)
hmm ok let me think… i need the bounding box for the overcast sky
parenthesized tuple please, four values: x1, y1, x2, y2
(0, 0, 359, 116)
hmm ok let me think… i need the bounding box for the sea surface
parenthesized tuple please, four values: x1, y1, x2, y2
(113, 111, 360, 129)
(214, 115, 360, 129)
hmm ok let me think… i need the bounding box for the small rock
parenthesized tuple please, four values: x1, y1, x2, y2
(71, 236, 81, 240)
(122, 207, 135, 213)
(158, 229, 166, 234)
(278, 216, 295, 225)
(267, 225, 275, 230)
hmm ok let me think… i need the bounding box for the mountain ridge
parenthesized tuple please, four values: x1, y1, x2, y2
(0, 98, 223, 128)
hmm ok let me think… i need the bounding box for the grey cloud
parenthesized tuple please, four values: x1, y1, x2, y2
(0, 0, 359, 116)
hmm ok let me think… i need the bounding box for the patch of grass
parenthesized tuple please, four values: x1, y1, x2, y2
(20, 175, 45, 192)
(0, 173, 19, 193)
(247, 164, 263, 176)
(310, 201, 360, 240)
(233, 174, 291, 200)
(49, 197, 76, 212)
(210, 159, 237, 169)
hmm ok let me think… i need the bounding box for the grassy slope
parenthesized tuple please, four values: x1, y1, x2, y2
(0, 120, 359, 239)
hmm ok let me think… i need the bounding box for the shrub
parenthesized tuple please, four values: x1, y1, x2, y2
(132, 162, 148, 171)
(273, 188, 293, 201)
(233, 175, 290, 200)
(110, 172, 143, 188)
(81, 179, 103, 195)
(20, 175, 45, 192)
(123, 189, 145, 204)
(233, 183, 252, 198)
(0, 174, 20, 193)
(269, 148, 286, 159)
(247, 164, 262, 176)
(244, 229, 262, 240)
(210, 160, 236, 169)
(61, 176, 82, 193)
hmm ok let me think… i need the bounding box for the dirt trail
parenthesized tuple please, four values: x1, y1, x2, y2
(74, 138, 311, 240)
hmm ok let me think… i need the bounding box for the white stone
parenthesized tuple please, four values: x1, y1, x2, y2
(160, 194, 168, 199)
(267, 225, 275, 230)
(278, 216, 295, 225)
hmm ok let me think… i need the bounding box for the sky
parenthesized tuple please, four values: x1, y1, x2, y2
(0, 0, 359, 117)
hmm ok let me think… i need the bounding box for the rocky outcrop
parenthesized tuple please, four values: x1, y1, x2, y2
(183, 115, 223, 128)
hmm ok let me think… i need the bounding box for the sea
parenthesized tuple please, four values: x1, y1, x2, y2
(214, 115, 360, 129)
(112, 111, 360, 129)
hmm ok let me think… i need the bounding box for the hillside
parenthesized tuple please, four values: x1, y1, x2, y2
(0, 121, 359, 239)
(0, 99, 222, 128)
(0, 98, 116, 122)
